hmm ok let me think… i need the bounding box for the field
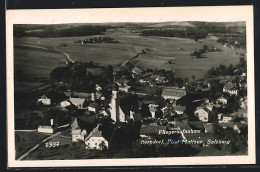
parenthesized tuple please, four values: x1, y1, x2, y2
(15, 131, 49, 159)
(14, 27, 245, 82)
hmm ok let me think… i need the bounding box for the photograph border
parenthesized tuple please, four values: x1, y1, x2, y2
(6, 6, 255, 167)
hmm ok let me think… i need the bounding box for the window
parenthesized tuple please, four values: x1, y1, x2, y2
(95, 143, 97, 145)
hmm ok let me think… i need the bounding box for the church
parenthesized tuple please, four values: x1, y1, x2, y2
(110, 75, 142, 123)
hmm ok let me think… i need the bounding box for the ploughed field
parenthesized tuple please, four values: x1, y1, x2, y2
(14, 28, 245, 83)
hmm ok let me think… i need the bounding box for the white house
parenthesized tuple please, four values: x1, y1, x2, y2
(37, 95, 51, 105)
(194, 107, 210, 122)
(221, 115, 233, 123)
(216, 96, 228, 104)
(85, 125, 108, 150)
(38, 125, 56, 134)
(71, 129, 87, 142)
(58, 100, 71, 107)
(223, 82, 238, 96)
(88, 103, 99, 113)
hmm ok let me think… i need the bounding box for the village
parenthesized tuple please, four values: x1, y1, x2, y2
(28, 51, 248, 157)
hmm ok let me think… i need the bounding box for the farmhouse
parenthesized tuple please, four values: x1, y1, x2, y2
(37, 95, 51, 105)
(223, 82, 238, 96)
(161, 87, 186, 100)
(85, 125, 108, 150)
(71, 129, 87, 142)
(194, 107, 210, 122)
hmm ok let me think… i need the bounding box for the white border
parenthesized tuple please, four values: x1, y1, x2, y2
(6, 6, 255, 167)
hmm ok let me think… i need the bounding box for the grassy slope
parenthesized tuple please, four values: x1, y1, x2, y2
(15, 131, 49, 159)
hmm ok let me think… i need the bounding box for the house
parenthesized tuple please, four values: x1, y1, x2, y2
(161, 87, 186, 100)
(38, 119, 56, 133)
(223, 82, 238, 96)
(119, 85, 132, 93)
(149, 107, 157, 118)
(139, 78, 153, 85)
(69, 98, 86, 109)
(221, 114, 233, 123)
(116, 79, 130, 87)
(173, 105, 186, 115)
(88, 103, 99, 113)
(194, 107, 210, 122)
(85, 125, 108, 150)
(58, 100, 71, 107)
(131, 67, 143, 76)
(38, 125, 56, 134)
(71, 129, 87, 142)
(155, 76, 167, 84)
(96, 84, 102, 91)
(37, 95, 51, 105)
(216, 95, 228, 104)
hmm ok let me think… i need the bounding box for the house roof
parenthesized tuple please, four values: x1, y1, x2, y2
(188, 121, 204, 130)
(173, 105, 186, 112)
(195, 106, 210, 113)
(218, 122, 234, 128)
(69, 98, 85, 106)
(156, 76, 166, 82)
(64, 91, 72, 97)
(176, 121, 191, 130)
(203, 123, 213, 132)
(162, 88, 186, 97)
(132, 67, 143, 75)
(71, 117, 79, 130)
(85, 124, 103, 141)
(88, 103, 99, 108)
(224, 82, 237, 90)
(38, 95, 49, 99)
(71, 129, 82, 135)
(72, 92, 91, 98)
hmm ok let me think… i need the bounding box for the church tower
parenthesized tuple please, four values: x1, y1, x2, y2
(111, 72, 125, 123)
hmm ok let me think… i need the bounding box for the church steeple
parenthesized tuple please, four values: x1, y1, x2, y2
(110, 70, 125, 123)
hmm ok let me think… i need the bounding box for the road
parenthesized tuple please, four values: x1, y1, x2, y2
(17, 131, 61, 161)
(17, 43, 75, 64)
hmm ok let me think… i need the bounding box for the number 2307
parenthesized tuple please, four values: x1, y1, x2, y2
(45, 142, 59, 148)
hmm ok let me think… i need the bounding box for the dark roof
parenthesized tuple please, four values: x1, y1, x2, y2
(224, 82, 237, 90)
(112, 81, 119, 91)
(188, 121, 204, 130)
(88, 103, 99, 108)
(173, 105, 186, 112)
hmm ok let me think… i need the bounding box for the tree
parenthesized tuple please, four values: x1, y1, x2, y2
(50, 67, 72, 82)
(192, 75, 196, 82)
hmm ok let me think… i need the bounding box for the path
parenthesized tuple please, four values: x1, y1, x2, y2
(17, 131, 61, 161)
(17, 43, 75, 64)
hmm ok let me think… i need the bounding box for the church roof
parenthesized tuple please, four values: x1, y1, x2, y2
(112, 81, 119, 91)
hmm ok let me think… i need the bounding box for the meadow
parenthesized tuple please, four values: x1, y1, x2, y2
(14, 27, 245, 82)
